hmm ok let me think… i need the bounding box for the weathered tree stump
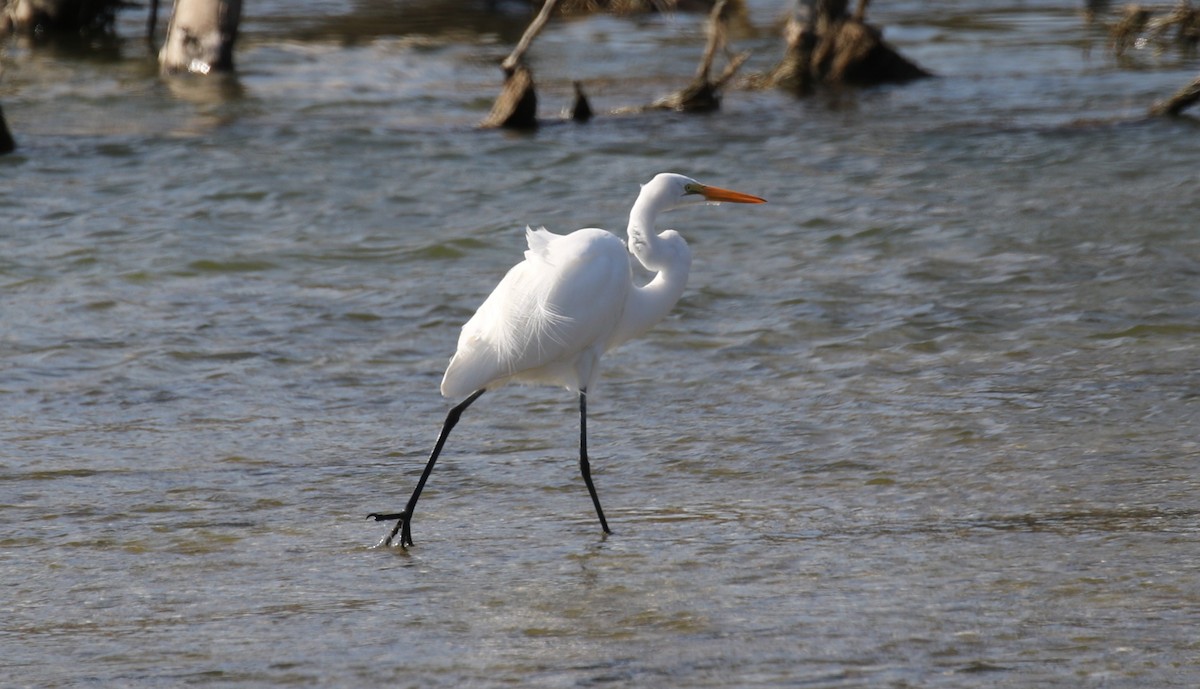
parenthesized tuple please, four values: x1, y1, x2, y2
(3, 0, 119, 35)
(481, 63, 540, 129)
(766, 0, 929, 94)
(0, 103, 15, 155)
(571, 81, 593, 122)
(481, 0, 560, 129)
(158, 0, 242, 75)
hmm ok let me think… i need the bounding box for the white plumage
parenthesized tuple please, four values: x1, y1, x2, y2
(369, 173, 765, 547)
(441, 227, 629, 399)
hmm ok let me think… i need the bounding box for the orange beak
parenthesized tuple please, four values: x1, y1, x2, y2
(696, 184, 767, 204)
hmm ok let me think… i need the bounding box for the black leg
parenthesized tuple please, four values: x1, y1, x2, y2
(578, 389, 611, 534)
(368, 389, 485, 547)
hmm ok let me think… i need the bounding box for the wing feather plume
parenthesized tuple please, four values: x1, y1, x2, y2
(440, 227, 630, 398)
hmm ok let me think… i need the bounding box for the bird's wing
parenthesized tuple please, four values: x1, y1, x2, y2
(440, 228, 630, 398)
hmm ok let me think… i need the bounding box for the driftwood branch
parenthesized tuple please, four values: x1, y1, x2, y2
(503, 0, 559, 73)
(1150, 73, 1200, 116)
(481, 0, 562, 129)
(651, 0, 749, 112)
(693, 0, 729, 81)
(852, 0, 870, 23)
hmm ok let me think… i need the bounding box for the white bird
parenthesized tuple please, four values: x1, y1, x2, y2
(369, 172, 765, 547)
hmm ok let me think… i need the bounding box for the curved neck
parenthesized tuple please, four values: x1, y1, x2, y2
(607, 198, 692, 350)
(626, 191, 673, 270)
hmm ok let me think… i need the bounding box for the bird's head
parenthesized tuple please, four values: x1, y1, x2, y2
(641, 173, 766, 211)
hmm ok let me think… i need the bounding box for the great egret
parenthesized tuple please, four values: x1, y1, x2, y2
(369, 173, 766, 547)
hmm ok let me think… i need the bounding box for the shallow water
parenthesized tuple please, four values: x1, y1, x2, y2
(3, 1, 1199, 687)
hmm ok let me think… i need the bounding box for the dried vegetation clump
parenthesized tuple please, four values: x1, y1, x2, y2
(1099, 2, 1200, 116)
(1109, 1, 1200, 57)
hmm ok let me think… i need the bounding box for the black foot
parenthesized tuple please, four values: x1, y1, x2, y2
(366, 511, 412, 548)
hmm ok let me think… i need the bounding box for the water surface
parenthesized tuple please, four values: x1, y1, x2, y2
(2, 1, 1199, 687)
